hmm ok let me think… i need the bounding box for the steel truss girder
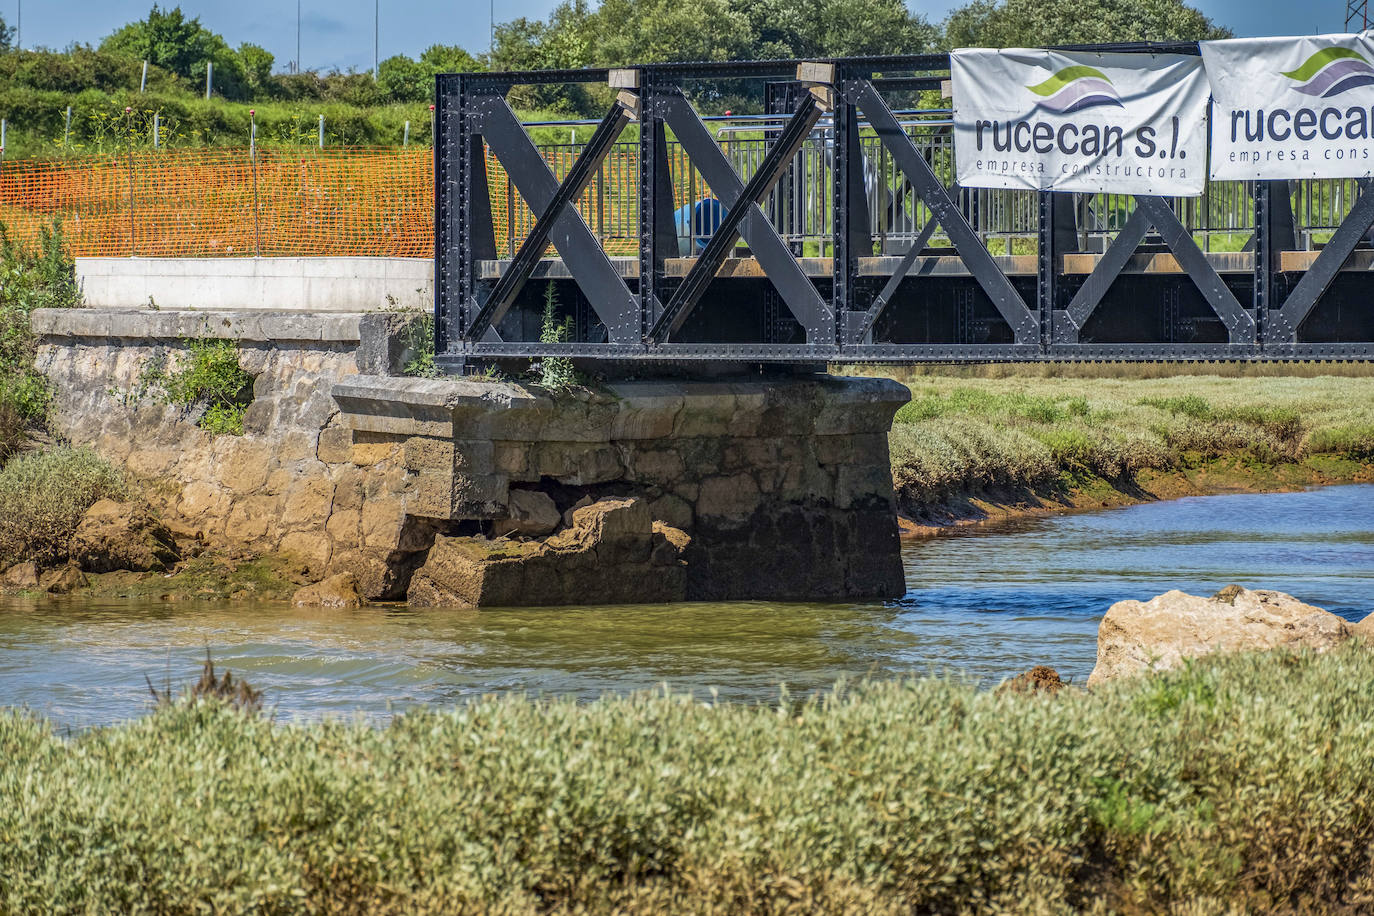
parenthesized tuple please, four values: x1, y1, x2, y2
(651, 92, 827, 341)
(469, 94, 642, 343)
(849, 78, 1040, 345)
(1057, 196, 1254, 344)
(656, 88, 835, 341)
(467, 98, 635, 340)
(1270, 179, 1374, 341)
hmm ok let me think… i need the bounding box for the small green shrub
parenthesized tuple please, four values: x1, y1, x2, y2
(143, 338, 254, 435)
(1306, 424, 1374, 461)
(401, 314, 441, 379)
(0, 220, 83, 451)
(535, 282, 577, 392)
(0, 446, 127, 568)
(1139, 394, 1212, 418)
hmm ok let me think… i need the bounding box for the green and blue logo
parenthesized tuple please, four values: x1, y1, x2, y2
(1026, 65, 1123, 114)
(1282, 47, 1374, 98)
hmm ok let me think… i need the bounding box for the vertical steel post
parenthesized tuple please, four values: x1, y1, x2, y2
(64, 106, 72, 149)
(141, 60, 148, 93)
(637, 69, 677, 336)
(318, 115, 324, 149)
(152, 112, 159, 149)
(1037, 192, 1055, 348)
(403, 120, 410, 147)
(205, 61, 212, 99)
(1253, 181, 1269, 350)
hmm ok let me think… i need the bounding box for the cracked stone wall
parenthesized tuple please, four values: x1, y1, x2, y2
(34, 307, 910, 604)
(34, 309, 425, 599)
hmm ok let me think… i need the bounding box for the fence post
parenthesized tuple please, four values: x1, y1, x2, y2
(205, 61, 212, 100)
(141, 60, 148, 93)
(64, 106, 72, 149)
(153, 112, 159, 149)
(126, 110, 135, 256)
(251, 110, 260, 257)
(403, 120, 410, 147)
(318, 114, 324, 149)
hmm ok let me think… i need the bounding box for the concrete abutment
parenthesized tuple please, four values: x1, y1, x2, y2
(34, 307, 909, 606)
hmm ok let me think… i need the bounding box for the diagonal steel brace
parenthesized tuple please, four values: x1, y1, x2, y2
(472, 95, 642, 344)
(850, 79, 1039, 345)
(650, 92, 826, 342)
(657, 88, 833, 339)
(467, 97, 635, 340)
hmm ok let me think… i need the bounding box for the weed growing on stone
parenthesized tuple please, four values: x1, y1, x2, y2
(142, 338, 255, 435)
(401, 314, 441, 378)
(0, 446, 126, 568)
(535, 281, 577, 392)
(3, 646, 1374, 913)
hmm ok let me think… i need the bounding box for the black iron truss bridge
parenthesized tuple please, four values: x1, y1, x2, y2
(435, 46, 1374, 367)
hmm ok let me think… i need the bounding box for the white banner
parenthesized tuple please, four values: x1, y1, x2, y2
(952, 48, 1209, 196)
(1202, 32, 1374, 180)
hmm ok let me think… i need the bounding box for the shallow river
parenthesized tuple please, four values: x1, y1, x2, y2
(2, 484, 1370, 727)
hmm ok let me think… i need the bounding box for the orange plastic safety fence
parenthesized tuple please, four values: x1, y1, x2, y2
(0, 143, 721, 260)
(0, 148, 434, 258)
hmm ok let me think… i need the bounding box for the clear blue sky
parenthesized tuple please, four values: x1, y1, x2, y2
(8, 0, 1356, 75)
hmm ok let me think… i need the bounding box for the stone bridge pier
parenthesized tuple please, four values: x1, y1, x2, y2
(35, 307, 910, 607)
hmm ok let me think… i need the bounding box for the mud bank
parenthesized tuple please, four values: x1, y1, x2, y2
(898, 455, 1374, 537)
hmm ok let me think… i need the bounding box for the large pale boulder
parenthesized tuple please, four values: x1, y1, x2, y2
(1088, 586, 1356, 687)
(1352, 613, 1374, 642)
(69, 499, 180, 573)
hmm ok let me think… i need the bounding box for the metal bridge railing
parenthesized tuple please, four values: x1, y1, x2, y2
(486, 125, 1359, 260)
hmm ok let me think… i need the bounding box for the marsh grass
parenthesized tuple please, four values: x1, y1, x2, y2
(2, 647, 1373, 914)
(877, 373, 1374, 508)
(0, 446, 127, 568)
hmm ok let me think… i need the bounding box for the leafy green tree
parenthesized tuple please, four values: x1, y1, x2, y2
(0, 14, 14, 53)
(237, 43, 274, 96)
(941, 0, 1229, 49)
(379, 45, 485, 103)
(100, 5, 248, 98)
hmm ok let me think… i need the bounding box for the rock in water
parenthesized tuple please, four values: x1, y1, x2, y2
(291, 572, 365, 608)
(3, 561, 39, 589)
(1088, 586, 1354, 687)
(1354, 612, 1374, 642)
(40, 563, 87, 594)
(69, 499, 180, 573)
(998, 665, 1066, 695)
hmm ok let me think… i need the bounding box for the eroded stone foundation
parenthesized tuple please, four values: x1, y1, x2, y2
(34, 307, 909, 606)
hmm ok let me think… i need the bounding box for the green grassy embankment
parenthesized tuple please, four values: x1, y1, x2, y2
(2, 646, 1373, 914)
(838, 366, 1374, 527)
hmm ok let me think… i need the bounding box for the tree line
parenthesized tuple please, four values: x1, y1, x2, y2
(0, 0, 1229, 109)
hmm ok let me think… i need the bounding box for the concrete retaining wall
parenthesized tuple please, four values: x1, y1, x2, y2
(76, 257, 432, 312)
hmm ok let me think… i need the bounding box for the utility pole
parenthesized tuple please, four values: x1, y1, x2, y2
(373, 0, 378, 81)
(15, 0, 20, 49)
(490, 0, 495, 53)
(1349, 0, 1370, 30)
(296, 0, 301, 73)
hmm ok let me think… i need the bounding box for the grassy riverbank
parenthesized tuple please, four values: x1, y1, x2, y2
(1, 646, 1372, 913)
(846, 369, 1374, 526)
